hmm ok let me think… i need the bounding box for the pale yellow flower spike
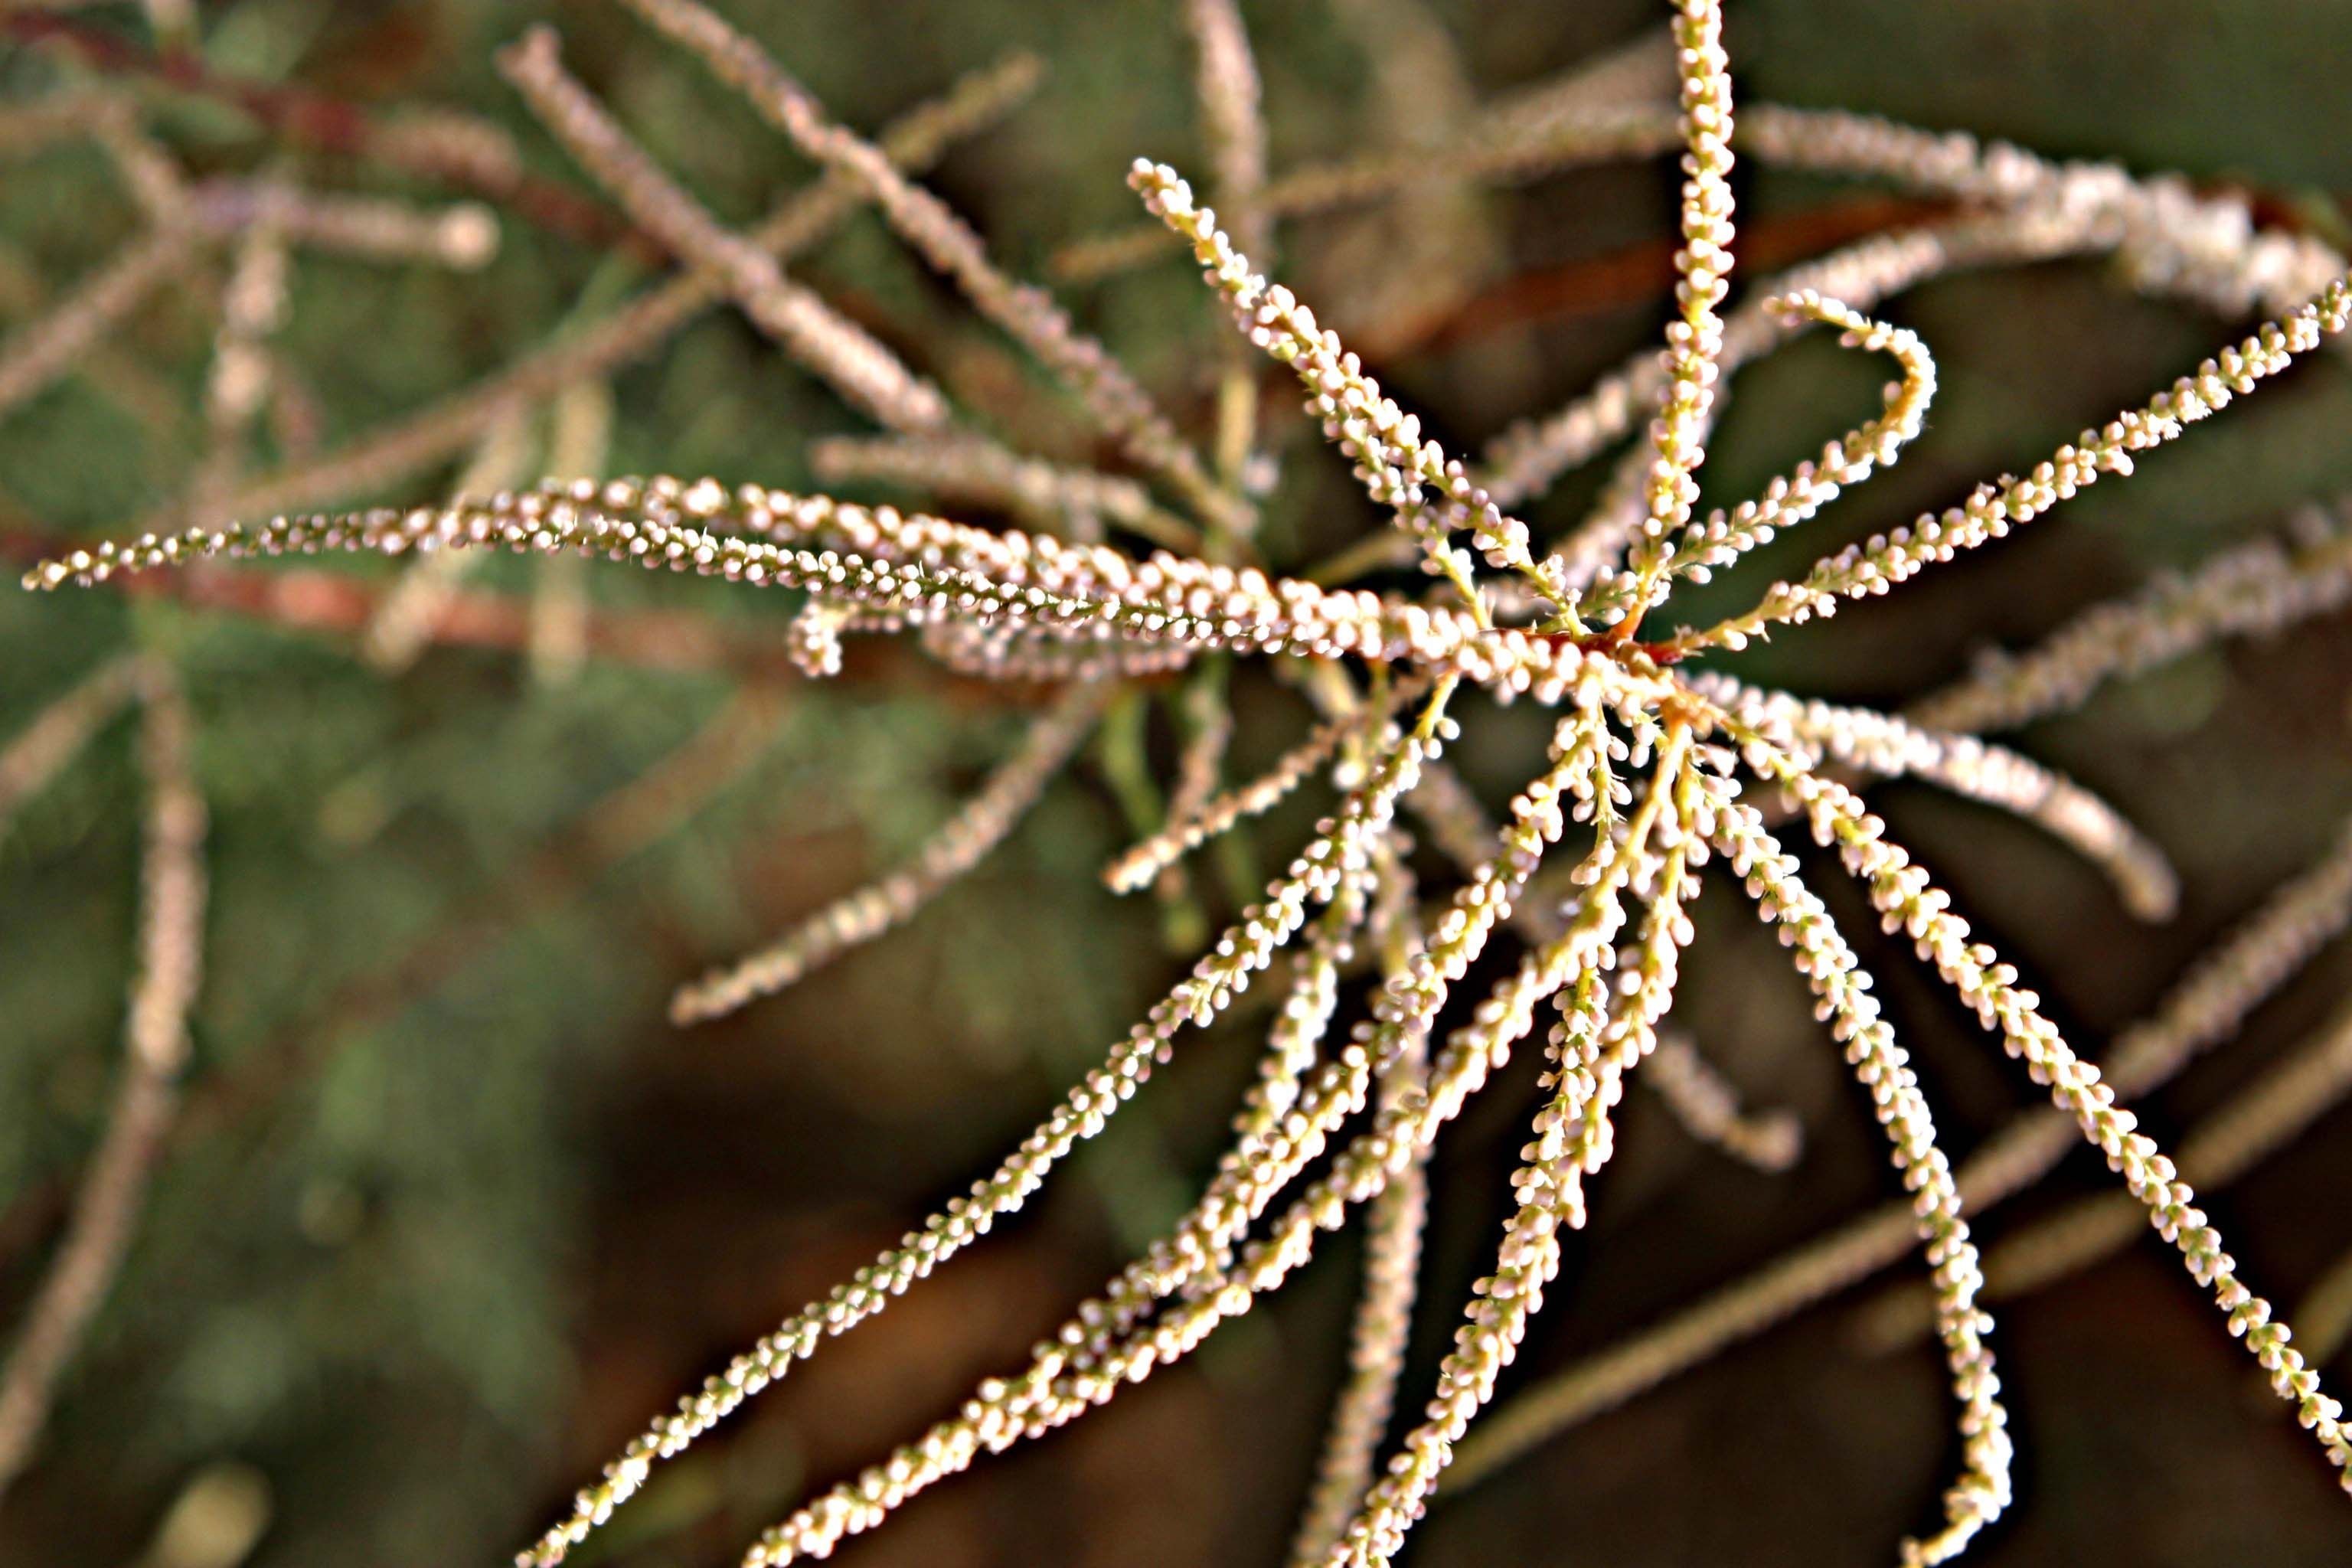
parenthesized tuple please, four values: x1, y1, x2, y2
(24, 8, 2352, 1559)
(1286, 840, 1443, 1568)
(1733, 104, 2349, 324)
(1449, 801, 2352, 1498)
(1859, 989, 2352, 1358)
(1690, 275, 2352, 655)
(21, 485, 1656, 704)
(1584, 288, 1938, 631)
(1772, 754, 2352, 1494)
(1485, 214, 2091, 538)
(670, 679, 1114, 1025)
(517, 706, 1441, 1566)
(1707, 772, 2010, 1564)
(1184, 0, 1271, 263)
(1674, 292, 1935, 573)
(1184, 0, 1273, 496)
(735, 708, 1452, 1564)
(1286, 1079, 1429, 1567)
(740, 688, 1640, 1564)
(1319, 724, 1684, 1567)
(740, 712, 1601, 1563)
(1615, 0, 1735, 635)
(1689, 671, 2177, 921)
(227, 183, 498, 271)
(1129, 160, 1558, 615)
(1401, 752, 1804, 1171)
(1105, 678, 1426, 894)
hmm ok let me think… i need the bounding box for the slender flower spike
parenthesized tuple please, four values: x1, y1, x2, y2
(1105, 678, 1426, 894)
(1666, 292, 1937, 581)
(1753, 742, 2352, 1491)
(1449, 796, 2352, 1496)
(1689, 275, 2352, 655)
(1615, 0, 1736, 629)
(671, 678, 1112, 1024)
(1687, 671, 2177, 920)
(1129, 160, 1557, 610)
(1481, 215, 2089, 517)
(1642, 1029, 1803, 1171)
(1707, 774, 2011, 1563)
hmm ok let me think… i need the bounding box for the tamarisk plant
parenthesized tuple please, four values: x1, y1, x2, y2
(16, 0, 2352, 1564)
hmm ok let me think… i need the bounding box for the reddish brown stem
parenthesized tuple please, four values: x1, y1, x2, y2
(1368, 196, 1949, 360)
(1534, 627, 1685, 665)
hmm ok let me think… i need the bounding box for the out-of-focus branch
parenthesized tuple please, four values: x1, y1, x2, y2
(5, 11, 646, 258)
(0, 659, 205, 1501)
(116, 50, 1044, 531)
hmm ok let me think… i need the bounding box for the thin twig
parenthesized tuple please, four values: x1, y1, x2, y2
(0, 659, 205, 1500)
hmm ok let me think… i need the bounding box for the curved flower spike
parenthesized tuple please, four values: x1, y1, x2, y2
(1643, 1029, 1805, 1171)
(1687, 671, 2177, 920)
(1286, 878, 1432, 1564)
(1672, 292, 1936, 577)
(1581, 289, 1939, 629)
(1483, 214, 2093, 518)
(1690, 273, 2352, 654)
(518, 707, 1443, 1566)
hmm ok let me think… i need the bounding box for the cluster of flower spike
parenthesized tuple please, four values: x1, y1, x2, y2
(18, 0, 2352, 1564)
